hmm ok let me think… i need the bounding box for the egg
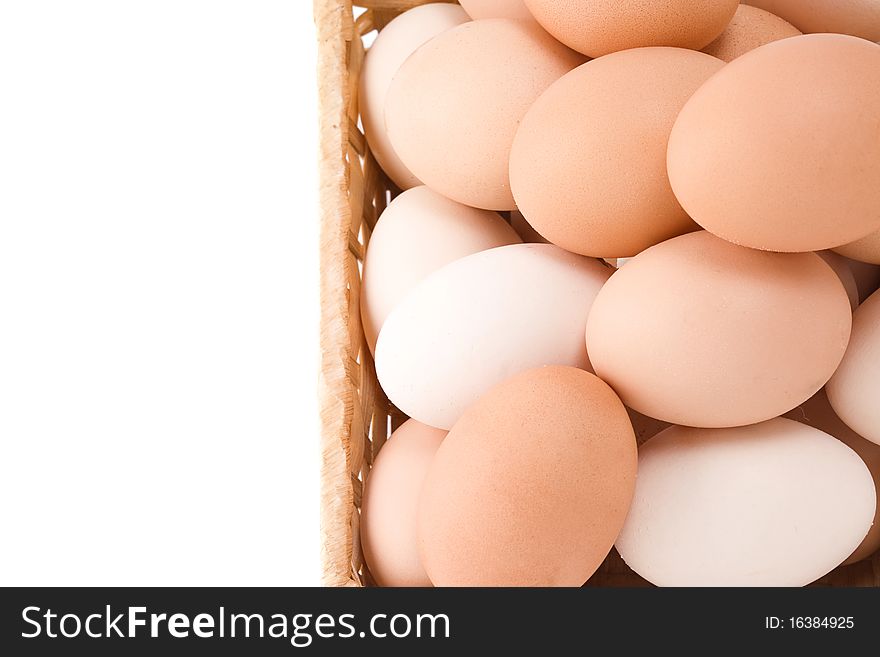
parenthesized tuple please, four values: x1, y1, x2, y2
(834, 229, 880, 266)
(360, 186, 520, 353)
(817, 250, 860, 311)
(827, 289, 880, 447)
(616, 418, 876, 586)
(358, 3, 469, 190)
(523, 0, 738, 58)
(745, 0, 880, 42)
(510, 48, 723, 258)
(585, 231, 852, 428)
(385, 19, 584, 210)
(376, 243, 612, 429)
(785, 390, 880, 565)
(668, 34, 880, 253)
(702, 4, 801, 62)
(360, 420, 446, 587)
(417, 366, 637, 586)
(459, 0, 534, 20)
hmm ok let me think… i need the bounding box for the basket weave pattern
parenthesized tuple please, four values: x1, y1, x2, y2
(314, 0, 880, 587)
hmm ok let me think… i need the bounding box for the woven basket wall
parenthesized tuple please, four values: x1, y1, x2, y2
(314, 0, 880, 587)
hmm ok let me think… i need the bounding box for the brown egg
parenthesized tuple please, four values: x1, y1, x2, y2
(745, 0, 880, 41)
(827, 289, 880, 447)
(785, 390, 880, 565)
(586, 231, 853, 428)
(703, 4, 801, 62)
(385, 19, 583, 210)
(523, 0, 738, 57)
(417, 366, 637, 586)
(510, 48, 722, 258)
(834, 229, 880, 266)
(360, 420, 446, 587)
(459, 0, 534, 20)
(668, 34, 880, 253)
(358, 3, 469, 190)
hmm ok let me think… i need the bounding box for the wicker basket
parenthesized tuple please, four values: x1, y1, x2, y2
(314, 0, 880, 587)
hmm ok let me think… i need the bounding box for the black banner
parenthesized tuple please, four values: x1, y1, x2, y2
(1, 587, 876, 654)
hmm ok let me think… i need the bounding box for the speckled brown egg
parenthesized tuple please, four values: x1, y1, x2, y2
(668, 34, 880, 252)
(585, 231, 853, 428)
(745, 0, 880, 41)
(360, 420, 446, 587)
(358, 3, 469, 190)
(417, 366, 637, 586)
(523, 0, 739, 57)
(785, 390, 880, 565)
(385, 19, 584, 210)
(703, 4, 801, 62)
(510, 47, 722, 258)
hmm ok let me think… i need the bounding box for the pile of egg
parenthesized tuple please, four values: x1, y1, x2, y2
(356, 0, 880, 587)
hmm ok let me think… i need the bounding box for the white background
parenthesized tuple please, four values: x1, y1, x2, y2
(0, 1, 321, 585)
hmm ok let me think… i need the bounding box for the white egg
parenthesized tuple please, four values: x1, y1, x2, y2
(616, 418, 876, 586)
(375, 244, 611, 429)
